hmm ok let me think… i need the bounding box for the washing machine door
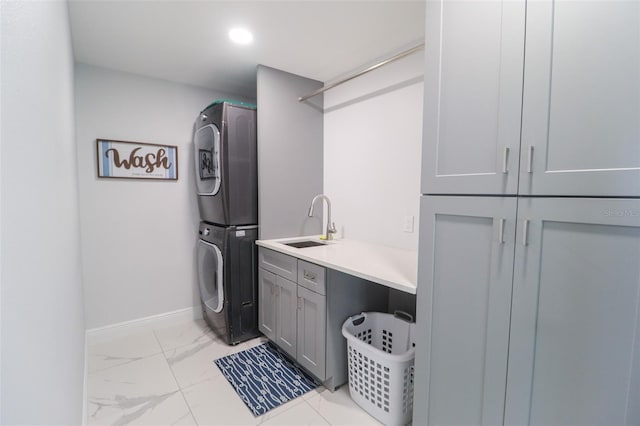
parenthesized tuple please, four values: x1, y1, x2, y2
(196, 239, 224, 313)
(194, 124, 221, 196)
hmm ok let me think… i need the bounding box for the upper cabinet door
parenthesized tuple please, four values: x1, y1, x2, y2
(422, 0, 526, 195)
(520, 1, 640, 196)
(506, 198, 640, 426)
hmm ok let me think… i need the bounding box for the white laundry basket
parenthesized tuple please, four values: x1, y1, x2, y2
(341, 311, 416, 426)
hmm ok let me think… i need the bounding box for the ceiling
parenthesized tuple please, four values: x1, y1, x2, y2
(68, 0, 425, 99)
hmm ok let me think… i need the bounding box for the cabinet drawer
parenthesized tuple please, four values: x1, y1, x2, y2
(297, 260, 326, 295)
(259, 248, 297, 282)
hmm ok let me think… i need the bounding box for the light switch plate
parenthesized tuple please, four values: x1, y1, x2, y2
(403, 215, 415, 233)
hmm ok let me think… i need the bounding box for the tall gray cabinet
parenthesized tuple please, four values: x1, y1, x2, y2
(415, 1, 640, 425)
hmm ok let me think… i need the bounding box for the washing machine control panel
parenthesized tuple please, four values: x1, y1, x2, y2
(198, 222, 228, 245)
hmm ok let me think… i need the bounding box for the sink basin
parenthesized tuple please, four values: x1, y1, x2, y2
(284, 240, 326, 248)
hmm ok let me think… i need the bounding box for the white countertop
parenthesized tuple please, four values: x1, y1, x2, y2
(256, 236, 417, 294)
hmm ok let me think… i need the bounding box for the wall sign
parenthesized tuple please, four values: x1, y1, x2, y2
(96, 139, 178, 180)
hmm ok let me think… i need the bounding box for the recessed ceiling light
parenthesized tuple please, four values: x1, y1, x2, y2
(229, 28, 253, 45)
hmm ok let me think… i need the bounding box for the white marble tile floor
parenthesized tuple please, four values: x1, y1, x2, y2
(86, 319, 382, 426)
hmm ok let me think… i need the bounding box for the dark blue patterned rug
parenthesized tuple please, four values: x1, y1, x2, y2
(214, 342, 319, 416)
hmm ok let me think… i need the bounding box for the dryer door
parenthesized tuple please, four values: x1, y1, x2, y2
(194, 124, 221, 195)
(197, 239, 224, 313)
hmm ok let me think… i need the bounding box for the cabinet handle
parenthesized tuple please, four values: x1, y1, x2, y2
(502, 147, 509, 174)
(303, 270, 317, 281)
(522, 219, 530, 246)
(498, 218, 506, 244)
(297, 297, 302, 310)
(527, 145, 534, 173)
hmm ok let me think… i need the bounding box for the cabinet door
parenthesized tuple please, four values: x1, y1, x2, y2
(276, 276, 298, 358)
(413, 196, 517, 425)
(519, 1, 640, 196)
(297, 286, 326, 380)
(421, 0, 525, 195)
(258, 268, 277, 341)
(506, 198, 640, 426)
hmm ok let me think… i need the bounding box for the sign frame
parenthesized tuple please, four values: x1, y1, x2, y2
(96, 139, 178, 181)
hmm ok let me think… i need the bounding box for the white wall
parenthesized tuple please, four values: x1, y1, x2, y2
(1, 1, 85, 424)
(75, 64, 254, 329)
(323, 52, 424, 251)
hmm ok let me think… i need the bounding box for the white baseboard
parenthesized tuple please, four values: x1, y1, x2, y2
(85, 306, 203, 346)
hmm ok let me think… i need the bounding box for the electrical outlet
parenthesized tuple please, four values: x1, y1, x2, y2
(403, 215, 415, 233)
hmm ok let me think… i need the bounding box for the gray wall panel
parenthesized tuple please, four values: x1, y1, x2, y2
(257, 65, 323, 239)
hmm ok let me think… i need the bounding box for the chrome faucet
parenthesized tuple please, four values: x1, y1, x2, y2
(308, 194, 337, 240)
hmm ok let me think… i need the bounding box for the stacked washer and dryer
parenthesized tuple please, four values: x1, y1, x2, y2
(193, 100, 259, 345)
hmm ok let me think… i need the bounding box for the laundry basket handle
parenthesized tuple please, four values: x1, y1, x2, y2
(349, 312, 366, 326)
(393, 310, 414, 323)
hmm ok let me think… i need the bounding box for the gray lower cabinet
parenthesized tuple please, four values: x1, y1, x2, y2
(258, 268, 277, 341)
(275, 275, 298, 358)
(414, 197, 640, 425)
(414, 196, 517, 426)
(505, 198, 640, 426)
(257, 268, 303, 360)
(297, 285, 326, 379)
(258, 249, 328, 381)
(258, 247, 388, 390)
